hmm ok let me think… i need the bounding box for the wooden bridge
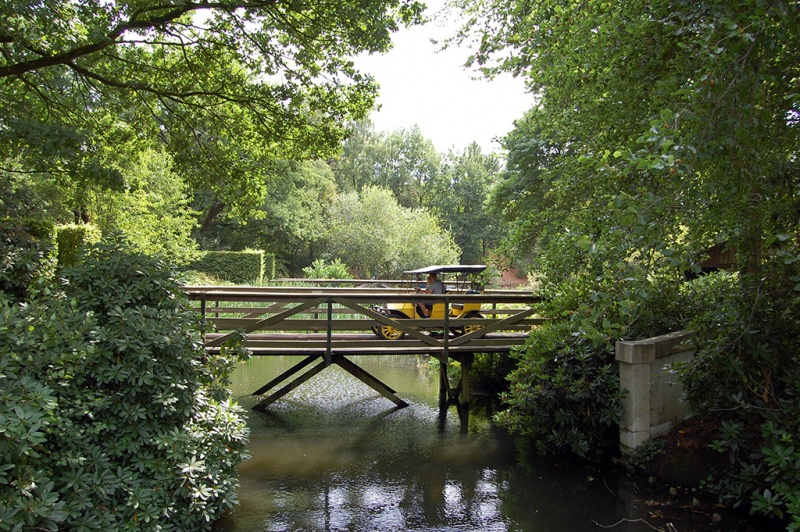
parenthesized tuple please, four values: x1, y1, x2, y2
(184, 286, 543, 413)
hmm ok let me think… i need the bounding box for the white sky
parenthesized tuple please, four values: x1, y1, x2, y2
(355, 3, 534, 154)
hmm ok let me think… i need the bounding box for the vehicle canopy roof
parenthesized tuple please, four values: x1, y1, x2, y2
(403, 264, 486, 276)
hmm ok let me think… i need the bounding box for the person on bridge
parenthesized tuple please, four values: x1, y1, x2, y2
(415, 272, 445, 318)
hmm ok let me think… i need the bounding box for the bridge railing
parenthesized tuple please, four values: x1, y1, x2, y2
(182, 287, 544, 358)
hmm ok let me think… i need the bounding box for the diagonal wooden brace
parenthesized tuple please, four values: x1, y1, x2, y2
(332, 354, 408, 408)
(208, 298, 324, 348)
(252, 357, 328, 412)
(251, 354, 320, 396)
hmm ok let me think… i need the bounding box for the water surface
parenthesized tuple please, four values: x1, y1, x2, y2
(216, 355, 753, 531)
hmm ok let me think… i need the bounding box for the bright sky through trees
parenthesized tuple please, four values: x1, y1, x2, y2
(356, 1, 534, 153)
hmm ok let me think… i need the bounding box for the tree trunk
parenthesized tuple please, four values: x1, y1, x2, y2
(201, 200, 225, 233)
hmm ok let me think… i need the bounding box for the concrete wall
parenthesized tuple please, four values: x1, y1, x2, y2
(616, 330, 695, 453)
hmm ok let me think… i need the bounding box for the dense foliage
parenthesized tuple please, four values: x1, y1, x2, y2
(453, 0, 800, 523)
(678, 272, 800, 527)
(0, 235, 249, 530)
(1, 0, 425, 222)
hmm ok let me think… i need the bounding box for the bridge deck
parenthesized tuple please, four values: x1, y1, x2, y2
(204, 332, 530, 356)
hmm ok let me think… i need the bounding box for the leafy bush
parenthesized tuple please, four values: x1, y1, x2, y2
(55, 223, 102, 267)
(675, 269, 800, 527)
(497, 270, 708, 458)
(496, 319, 625, 458)
(0, 217, 56, 302)
(302, 258, 350, 280)
(0, 233, 249, 530)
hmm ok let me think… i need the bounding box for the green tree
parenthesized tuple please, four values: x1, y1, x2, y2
(197, 159, 337, 274)
(457, 0, 800, 292)
(427, 142, 502, 264)
(0, 0, 425, 223)
(332, 123, 442, 208)
(331, 120, 382, 193)
(92, 149, 200, 266)
(321, 186, 460, 278)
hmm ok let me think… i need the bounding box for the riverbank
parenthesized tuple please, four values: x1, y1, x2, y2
(626, 416, 787, 531)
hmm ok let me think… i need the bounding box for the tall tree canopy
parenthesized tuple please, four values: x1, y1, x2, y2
(427, 143, 503, 264)
(332, 122, 442, 207)
(0, 0, 425, 220)
(458, 0, 800, 295)
(458, 1, 800, 518)
(320, 186, 460, 278)
(197, 159, 337, 273)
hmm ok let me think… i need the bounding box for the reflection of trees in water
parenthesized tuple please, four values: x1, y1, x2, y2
(229, 357, 749, 531)
(237, 375, 519, 530)
(265, 465, 511, 531)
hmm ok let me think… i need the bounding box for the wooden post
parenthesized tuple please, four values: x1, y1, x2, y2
(325, 297, 333, 367)
(459, 352, 473, 410)
(439, 357, 449, 405)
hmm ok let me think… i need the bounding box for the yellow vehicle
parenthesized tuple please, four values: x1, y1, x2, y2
(372, 265, 487, 340)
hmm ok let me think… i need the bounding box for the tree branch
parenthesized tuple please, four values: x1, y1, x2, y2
(0, 1, 278, 78)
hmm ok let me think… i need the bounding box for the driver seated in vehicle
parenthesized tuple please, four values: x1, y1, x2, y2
(415, 272, 445, 318)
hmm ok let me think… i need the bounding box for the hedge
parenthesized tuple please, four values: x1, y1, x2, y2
(0, 218, 57, 301)
(190, 250, 274, 284)
(56, 223, 102, 267)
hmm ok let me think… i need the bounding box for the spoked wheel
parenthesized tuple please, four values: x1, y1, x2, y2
(452, 310, 485, 337)
(375, 310, 408, 340)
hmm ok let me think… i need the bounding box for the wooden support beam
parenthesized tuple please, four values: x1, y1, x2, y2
(450, 307, 538, 346)
(459, 353, 473, 409)
(250, 353, 408, 411)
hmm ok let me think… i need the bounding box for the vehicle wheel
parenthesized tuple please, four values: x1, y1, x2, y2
(452, 311, 484, 337)
(375, 310, 407, 340)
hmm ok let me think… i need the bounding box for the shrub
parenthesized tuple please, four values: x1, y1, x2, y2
(676, 269, 800, 526)
(0, 233, 249, 530)
(496, 271, 705, 459)
(496, 319, 625, 458)
(55, 223, 102, 267)
(302, 258, 350, 280)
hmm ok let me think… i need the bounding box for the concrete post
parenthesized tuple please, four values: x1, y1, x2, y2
(616, 331, 695, 453)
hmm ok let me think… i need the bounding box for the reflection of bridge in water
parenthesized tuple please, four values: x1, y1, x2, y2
(184, 286, 544, 414)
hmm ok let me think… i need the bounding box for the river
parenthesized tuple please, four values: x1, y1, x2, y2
(213, 355, 764, 532)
